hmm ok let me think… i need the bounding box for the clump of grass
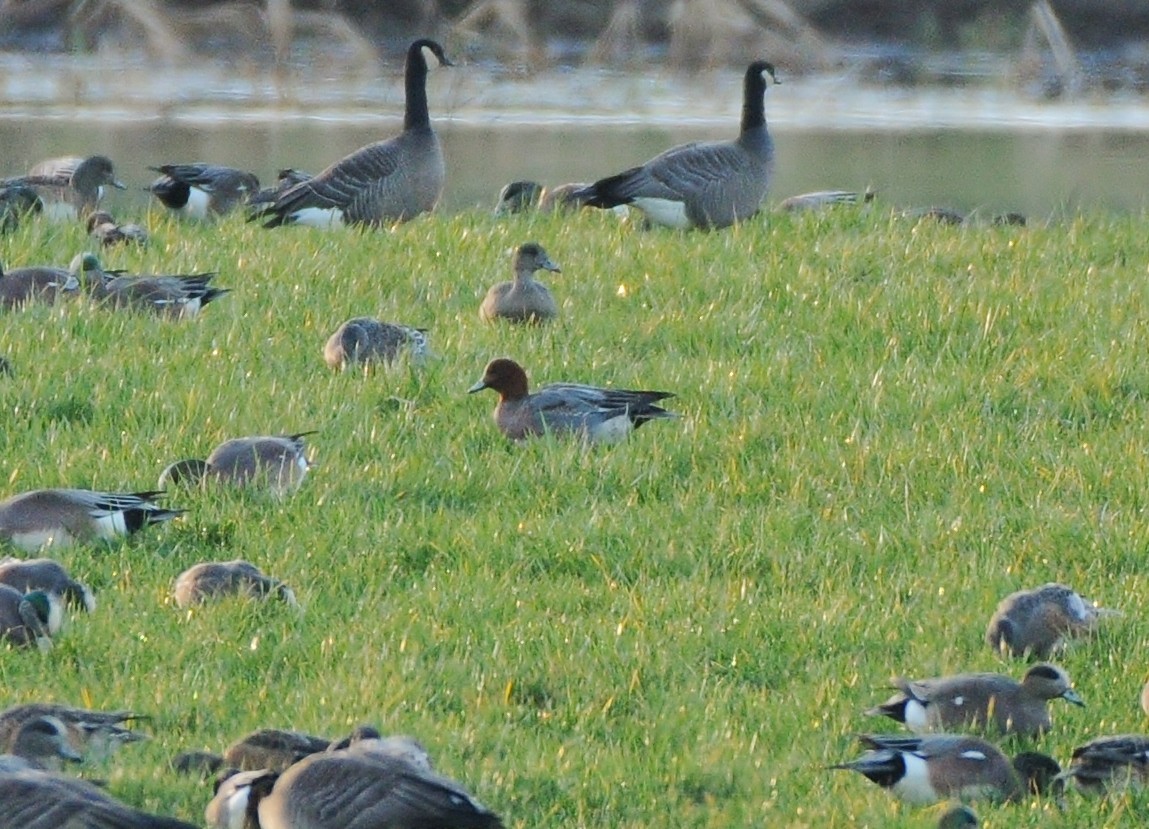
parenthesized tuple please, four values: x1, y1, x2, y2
(0, 203, 1147, 827)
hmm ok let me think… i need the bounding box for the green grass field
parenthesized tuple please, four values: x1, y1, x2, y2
(2, 201, 1149, 827)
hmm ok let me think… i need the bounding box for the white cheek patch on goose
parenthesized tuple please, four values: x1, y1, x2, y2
(421, 44, 443, 68)
(289, 207, 345, 228)
(630, 197, 691, 229)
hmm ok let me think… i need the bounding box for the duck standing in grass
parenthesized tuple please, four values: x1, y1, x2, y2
(479, 242, 562, 324)
(87, 210, 149, 247)
(468, 358, 676, 443)
(573, 60, 777, 229)
(75, 253, 228, 319)
(831, 733, 1060, 804)
(159, 433, 313, 496)
(251, 39, 451, 228)
(867, 663, 1084, 737)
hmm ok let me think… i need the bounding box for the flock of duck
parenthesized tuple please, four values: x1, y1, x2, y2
(0, 34, 1138, 829)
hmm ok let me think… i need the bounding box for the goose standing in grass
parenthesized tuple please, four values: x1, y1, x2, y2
(6, 155, 126, 221)
(867, 663, 1084, 737)
(0, 258, 80, 309)
(254, 735, 504, 829)
(468, 358, 676, 443)
(4, 715, 82, 770)
(479, 242, 561, 324)
(1053, 734, 1149, 794)
(0, 488, 183, 552)
(252, 39, 452, 228)
(0, 766, 198, 829)
(149, 163, 260, 218)
(0, 586, 60, 651)
(573, 60, 777, 229)
(159, 433, 314, 495)
(0, 703, 148, 761)
(87, 210, 149, 247)
(986, 583, 1116, 659)
(77, 253, 228, 319)
(831, 734, 1059, 804)
(0, 557, 95, 612)
(324, 318, 429, 370)
(174, 560, 297, 608)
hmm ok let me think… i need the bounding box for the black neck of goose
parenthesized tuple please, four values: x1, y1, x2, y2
(741, 66, 768, 135)
(404, 47, 431, 131)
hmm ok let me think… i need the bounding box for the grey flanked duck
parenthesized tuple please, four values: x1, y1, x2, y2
(0, 257, 80, 309)
(159, 433, 314, 496)
(76, 253, 228, 319)
(0, 488, 183, 552)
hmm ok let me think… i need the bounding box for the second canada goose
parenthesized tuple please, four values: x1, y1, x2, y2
(149, 163, 260, 218)
(574, 61, 777, 229)
(0, 488, 183, 552)
(174, 560, 297, 608)
(252, 39, 452, 228)
(479, 242, 562, 324)
(0, 557, 96, 612)
(159, 433, 314, 496)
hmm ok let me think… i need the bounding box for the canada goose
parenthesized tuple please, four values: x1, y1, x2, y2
(479, 242, 562, 324)
(78, 254, 228, 318)
(830, 733, 1060, 804)
(10, 155, 126, 220)
(1054, 734, 1149, 794)
(323, 319, 429, 370)
(573, 61, 777, 229)
(0, 766, 198, 829)
(867, 663, 1084, 737)
(0, 586, 60, 651)
(4, 715, 82, 770)
(0, 703, 148, 761)
(174, 560, 297, 608)
(159, 433, 314, 496)
(0, 184, 42, 232)
(87, 210, 149, 247)
(468, 357, 676, 443)
(986, 583, 1116, 659)
(252, 39, 452, 228)
(0, 488, 183, 552)
(0, 259, 79, 309)
(0, 557, 96, 611)
(149, 163, 260, 218)
(256, 735, 503, 829)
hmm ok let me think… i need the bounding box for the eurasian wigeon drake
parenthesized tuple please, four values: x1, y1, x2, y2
(159, 433, 313, 496)
(986, 583, 1116, 659)
(831, 733, 1059, 804)
(867, 663, 1084, 737)
(173, 559, 297, 608)
(467, 358, 676, 444)
(0, 488, 183, 552)
(479, 242, 561, 324)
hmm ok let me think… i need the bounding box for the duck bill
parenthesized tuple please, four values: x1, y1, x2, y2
(1063, 689, 1085, 707)
(467, 380, 488, 394)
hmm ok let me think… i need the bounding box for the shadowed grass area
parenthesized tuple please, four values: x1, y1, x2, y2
(1, 202, 1149, 827)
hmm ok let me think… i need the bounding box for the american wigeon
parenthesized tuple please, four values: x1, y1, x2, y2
(0, 586, 60, 651)
(0, 184, 42, 232)
(777, 189, 876, 212)
(867, 663, 1084, 737)
(86, 210, 149, 247)
(0, 703, 148, 761)
(0, 766, 198, 829)
(256, 735, 503, 829)
(324, 318, 429, 370)
(1054, 734, 1149, 794)
(13, 155, 126, 220)
(494, 180, 543, 215)
(0, 556, 96, 612)
(78, 254, 228, 319)
(0, 259, 80, 309)
(986, 583, 1116, 659)
(830, 733, 1059, 804)
(0, 488, 183, 552)
(479, 242, 562, 324)
(159, 433, 313, 496)
(174, 560, 297, 608)
(937, 804, 979, 829)
(573, 61, 777, 229)
(4, 715, 82, 770)
(468, 357, 676, 443)
(149, 163, 260, 218)
(251, 39, 451, 228)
